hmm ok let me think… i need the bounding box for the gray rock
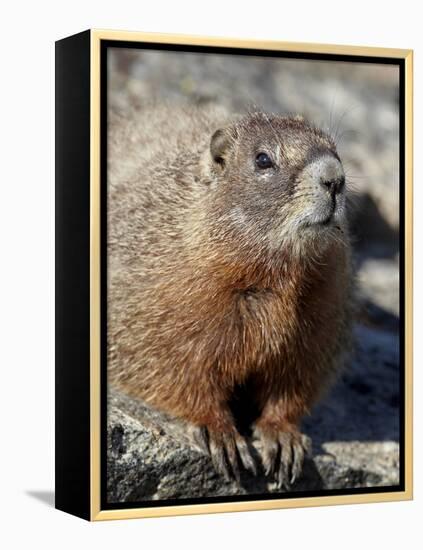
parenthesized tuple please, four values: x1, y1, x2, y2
(107, 324, 400, 504)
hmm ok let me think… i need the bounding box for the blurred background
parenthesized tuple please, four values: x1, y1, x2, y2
(107, 47, 401, 495)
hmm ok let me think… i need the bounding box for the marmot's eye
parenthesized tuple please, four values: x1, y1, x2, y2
(255, 152, 273, 169)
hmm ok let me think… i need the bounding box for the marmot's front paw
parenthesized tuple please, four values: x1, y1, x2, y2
(254, 426, 311, 489)
(189, 424, 257, 482)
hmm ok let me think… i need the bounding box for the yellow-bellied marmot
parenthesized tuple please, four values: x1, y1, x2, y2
(108, 104, 354, 488)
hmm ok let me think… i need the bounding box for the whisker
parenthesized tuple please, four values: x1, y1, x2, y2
(333, 104, 361, 144)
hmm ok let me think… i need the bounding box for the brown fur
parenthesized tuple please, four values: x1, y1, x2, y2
(107, 104, 354, 485)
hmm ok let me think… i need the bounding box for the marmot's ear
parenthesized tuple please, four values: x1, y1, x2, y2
(210, 128, 234, 167)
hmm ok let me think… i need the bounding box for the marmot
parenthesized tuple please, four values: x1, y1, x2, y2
(108, 104, 354, 488)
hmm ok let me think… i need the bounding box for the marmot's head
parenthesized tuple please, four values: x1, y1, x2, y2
(205, 111, 348, 258)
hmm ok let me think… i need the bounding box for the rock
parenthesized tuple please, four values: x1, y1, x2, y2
(107, 324, 400, 504)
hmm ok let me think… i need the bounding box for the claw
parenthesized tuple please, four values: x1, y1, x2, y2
(188, 421, 257, 482)
(261, 436, 279, 476)
(235, 435, 257, 476)
(191, 426, 256, 483)
(291, 439, 305, 484)
(209, 435, 232, 481)
(189, 425, 210, 454)
(223, 434, 241, 483)
(278, 433, 294, 488)
(255, 427, 311, 489)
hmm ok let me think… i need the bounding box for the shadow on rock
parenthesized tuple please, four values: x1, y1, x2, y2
(303, 324, 400, 449)
(350, 193, 398, 263)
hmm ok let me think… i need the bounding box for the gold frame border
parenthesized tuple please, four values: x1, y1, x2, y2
(89, 29, 413, 521)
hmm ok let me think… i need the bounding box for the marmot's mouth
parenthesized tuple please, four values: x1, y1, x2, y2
(300, 201, 342, 231)
(315, 200, 338, 226)
(303, 213, 334, 229)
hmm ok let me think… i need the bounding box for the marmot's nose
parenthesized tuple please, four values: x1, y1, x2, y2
(303, 154, 345, 196)
(319, 174, 345, 196)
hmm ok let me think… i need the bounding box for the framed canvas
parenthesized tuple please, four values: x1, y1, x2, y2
(55, 29, 413, 521)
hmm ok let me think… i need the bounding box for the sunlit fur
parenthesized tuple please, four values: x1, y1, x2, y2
(108, 104, 354, 478)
